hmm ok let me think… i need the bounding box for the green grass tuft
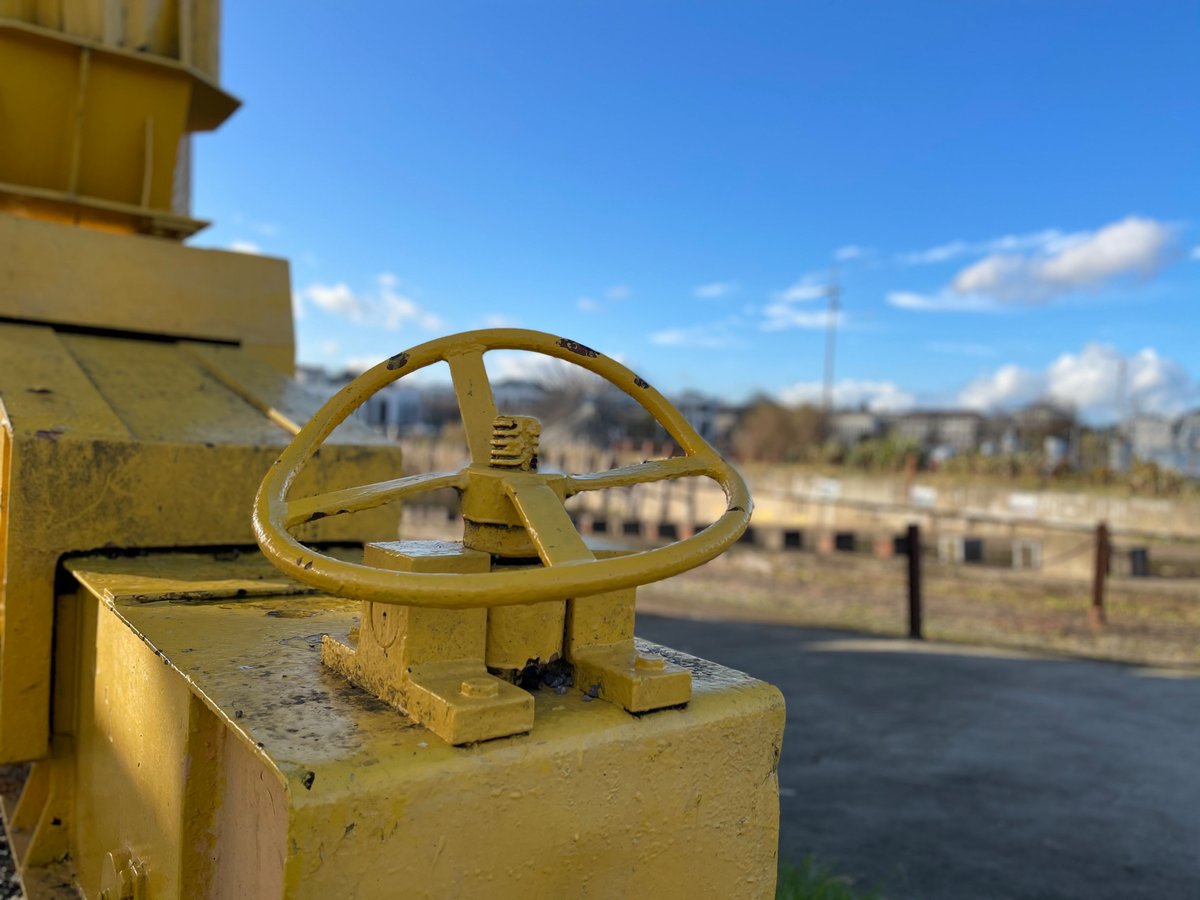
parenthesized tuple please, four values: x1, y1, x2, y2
(776, 857, 884, 900)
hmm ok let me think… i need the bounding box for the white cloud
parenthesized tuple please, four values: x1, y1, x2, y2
(834, 244, 868, 262)
(891, 217, 1179, 310)
(296, 275, 443, 332)
(957, 343, 1199, 422)
(959, 364, 1044, 412)
(302, 282, 367, 320)
(693, 281, 737, 299)
(925, 341, 997, 358)
(774, 277, 829, 304)
(898, 239, 971, 266)
(950, 217, 1175, 303)
(650, 319, 742, 349)
(377, 273, 444, 331)
(291, 290, 305, 320)
(576, 284, 631, 312)
(319, 340, 340, 358)
(761, 274, 838, 330)
(1189, 245, 1200, 261)
(885, 291, 996, 312)
(228, 240, 263, 255)
(485, 350, 579, 384)
(897, 229, 1075, 266)
(778, 379, 915, 412)
(761, 307, 841, 331)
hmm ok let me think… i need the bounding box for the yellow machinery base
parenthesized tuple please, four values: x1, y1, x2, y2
(2, 552, 784, 899)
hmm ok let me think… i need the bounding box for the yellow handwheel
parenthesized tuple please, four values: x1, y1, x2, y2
(253, 329, 751, 608)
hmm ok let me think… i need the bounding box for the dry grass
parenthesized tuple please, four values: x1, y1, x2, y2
(398, 506, 1200, 668)
(638, 548, 1200, 669)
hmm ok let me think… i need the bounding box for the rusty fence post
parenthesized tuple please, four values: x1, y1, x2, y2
(907, 523, 923, 640)
(1090, 521, 1109, 628)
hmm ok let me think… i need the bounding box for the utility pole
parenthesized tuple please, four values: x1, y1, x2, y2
(821, 267, 840, 415)
(906, 523, 923, 639)
(1090, 521, 1109, 629)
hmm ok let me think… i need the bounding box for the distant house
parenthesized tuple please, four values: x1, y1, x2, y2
(491, 379, 547, 412)
(1177, 411, 1200, 455)
(1012, 401, 1075, 451)
(830, 410, 882, 446)
(1176, 411, 1200, 477)
(1124, 414, 1175, 461)
(1121, 411, 1200, 477)
(892, 410, 983, 453)
(296, 364, 452, 438)
(675, 390, 739, 448)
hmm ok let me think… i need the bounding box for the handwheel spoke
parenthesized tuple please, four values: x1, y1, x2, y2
(446, 350, 499, 465)
(285, 471, 463, 528)
(506, 479, 595, 567)
(562, 454, 711, 496)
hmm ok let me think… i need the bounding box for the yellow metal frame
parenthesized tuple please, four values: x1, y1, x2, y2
(0, 13, 238, 237)
(0, 217, 400, 763)
(255, 328, 753, 608)
(9, 551, 784, 899)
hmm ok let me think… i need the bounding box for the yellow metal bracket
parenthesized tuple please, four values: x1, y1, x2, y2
(321, 541, 534, 745)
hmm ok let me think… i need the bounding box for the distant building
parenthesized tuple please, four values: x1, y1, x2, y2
(491, 379, 547, 412)
(1012, 401, 1075, 451)
(1122, 411, 1200, 477)
(1124, 414, 1175, 461)
(674, 390, 739, 449)
(295, 364, 454, 438)
(830, 410, 882, 446)
(892, 410, 983, 454)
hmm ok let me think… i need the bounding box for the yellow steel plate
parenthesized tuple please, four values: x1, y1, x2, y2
(65, 551, 784, 899)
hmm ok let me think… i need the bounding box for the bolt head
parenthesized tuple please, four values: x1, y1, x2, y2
(635, 652, 666, 671)
(460, 676, 500, 698)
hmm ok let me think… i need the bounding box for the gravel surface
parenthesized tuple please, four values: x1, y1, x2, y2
(0, 833, 16, 900)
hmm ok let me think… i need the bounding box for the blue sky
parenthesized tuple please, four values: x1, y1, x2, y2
(191, 2, 1199, 423)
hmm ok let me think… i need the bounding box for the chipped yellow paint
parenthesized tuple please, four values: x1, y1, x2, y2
(37, 552, 785, 898)
(322, 541, 535, 745)
(0, 318, 402, 763)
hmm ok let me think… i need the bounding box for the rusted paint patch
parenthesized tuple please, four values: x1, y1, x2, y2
(556, 338, 599, 358)
(633, 376, 650, 389)
(302, 771, 316, 790)
(386, 352, 410, 371)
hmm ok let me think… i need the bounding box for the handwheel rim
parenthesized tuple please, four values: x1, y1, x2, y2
(253, 329, 752, 608)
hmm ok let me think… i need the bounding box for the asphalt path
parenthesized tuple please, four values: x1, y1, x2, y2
(637, 613, 1200, 900)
